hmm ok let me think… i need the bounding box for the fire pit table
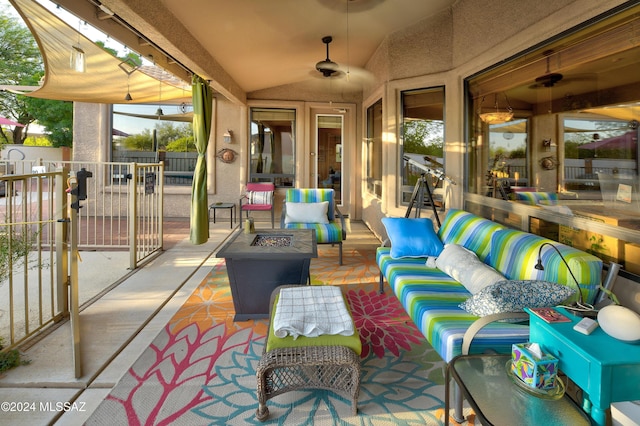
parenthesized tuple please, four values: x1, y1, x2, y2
(216, 229, 317, 321)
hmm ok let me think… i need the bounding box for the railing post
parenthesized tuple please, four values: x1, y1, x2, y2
(159, 161, 164, 250)
(55, 166, 69, 317)
(129, 162, 138, 270)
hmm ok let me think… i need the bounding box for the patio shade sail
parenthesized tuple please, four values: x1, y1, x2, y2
(189, 75, 212, 245)
(114, 111, 194, 122)
(9, 0, 191, 104)
(583, 106, 640, 122)
(580, 131, 638, 151)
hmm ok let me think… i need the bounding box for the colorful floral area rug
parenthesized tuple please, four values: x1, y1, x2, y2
(86, 247, 477, 425)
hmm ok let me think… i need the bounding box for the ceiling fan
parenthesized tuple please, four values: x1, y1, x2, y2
(316, 36, 340, 77)
(531, 50, 564, 88)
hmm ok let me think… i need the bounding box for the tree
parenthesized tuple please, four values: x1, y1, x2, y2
(0, 9, 73, 146)
(123, 130, 154, 151)
(402, 120, 444, 157)
(25, 96, 73, 147)
(0, 11, 40, 144)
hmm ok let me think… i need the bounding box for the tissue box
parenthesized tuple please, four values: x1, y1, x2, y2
(511, 343, 558, 390)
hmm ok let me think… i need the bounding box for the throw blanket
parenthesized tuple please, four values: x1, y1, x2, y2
(273, 286, 354, 339)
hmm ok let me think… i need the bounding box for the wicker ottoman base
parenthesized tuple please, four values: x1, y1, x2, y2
(256, 344, 361, 421)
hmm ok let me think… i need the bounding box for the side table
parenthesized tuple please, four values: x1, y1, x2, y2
(526, 307, 640, 426)
(209, 202, 236, 230)
(445, 354, 591, 425)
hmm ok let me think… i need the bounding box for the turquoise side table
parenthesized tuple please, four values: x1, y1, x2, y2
(526, 307, 640, 426)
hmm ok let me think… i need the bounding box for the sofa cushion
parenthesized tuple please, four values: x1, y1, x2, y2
(437, 209, 506, 262)
(489, 229, 602, 304)
(284, 222, 343, 243)
(435, 244, 504, 294)
(514, 191, 558, 205)
(381, 217, 443, 259)
(459, 280, 575, 317)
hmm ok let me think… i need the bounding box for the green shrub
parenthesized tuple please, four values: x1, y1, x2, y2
(0, 337, 30, 374)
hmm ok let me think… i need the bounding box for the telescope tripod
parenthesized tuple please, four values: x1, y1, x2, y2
(405, 172, 441, 227)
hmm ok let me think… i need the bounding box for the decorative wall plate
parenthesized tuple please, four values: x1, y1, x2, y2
(216, 148, 238, 163)
(539, 156, 558, 170)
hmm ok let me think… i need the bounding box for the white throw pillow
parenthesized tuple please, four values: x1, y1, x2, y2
(284, 201, 329, 224)
(248, 190, 273, 205)
(435, 244, 505, 294)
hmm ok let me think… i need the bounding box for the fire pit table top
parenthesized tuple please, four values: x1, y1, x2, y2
(217, 229, 317, 260)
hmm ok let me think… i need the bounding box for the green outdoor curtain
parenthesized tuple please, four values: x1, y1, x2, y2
(190, 75, 212, 244)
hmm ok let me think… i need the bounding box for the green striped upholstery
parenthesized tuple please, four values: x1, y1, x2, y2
(285, 188, 336, 221)
(284, 222, 343, 243)
(377, 209, 603, 362)
(283, 189, 343, 243)
(376, 246, 529, 361)
(489, 229, 602, 305)
(437, 209, 505, 262)
(514, 191, 558, 205)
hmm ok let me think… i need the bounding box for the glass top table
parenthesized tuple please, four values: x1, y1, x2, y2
(445, 354, 591, 426)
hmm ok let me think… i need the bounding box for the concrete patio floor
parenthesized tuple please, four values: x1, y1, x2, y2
(0, 219, 236, 426)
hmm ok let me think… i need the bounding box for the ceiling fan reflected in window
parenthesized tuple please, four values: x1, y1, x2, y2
(532, 50, 564, 88)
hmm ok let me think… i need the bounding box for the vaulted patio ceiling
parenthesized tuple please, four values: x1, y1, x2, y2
(49, 0, 458, 104)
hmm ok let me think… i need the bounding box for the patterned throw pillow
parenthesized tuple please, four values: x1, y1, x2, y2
(459, 280, 575, 317)
(247, 191, 272, 205)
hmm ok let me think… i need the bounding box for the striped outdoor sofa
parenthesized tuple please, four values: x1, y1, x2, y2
(377, 209, 603, 363)
(513, 191, 559, 205)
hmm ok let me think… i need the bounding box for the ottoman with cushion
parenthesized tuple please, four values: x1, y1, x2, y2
(256, 285, 361, 421)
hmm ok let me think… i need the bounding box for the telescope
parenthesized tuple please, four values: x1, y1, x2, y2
(403, 155, 456, 185)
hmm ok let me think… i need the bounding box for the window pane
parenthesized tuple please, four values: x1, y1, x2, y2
(366, 99, 382, 198)
(563, 117, 636, 198)
(401, 87, 444, 204)
(250, 107, 295, 187)
(112, 104, 196, 186)
(487, 118, 529, 196)
(465, 5, 640, 270)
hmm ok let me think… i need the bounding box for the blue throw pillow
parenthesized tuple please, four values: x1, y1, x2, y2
(381, 217, 444, 259)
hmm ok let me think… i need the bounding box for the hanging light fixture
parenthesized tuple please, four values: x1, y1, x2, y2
(70, 45, 85, 73)
(155, 75, 164, 117)
(69, 22, 85, 72)
(118, 59, 139, 101)
(479, 93, 514, 124)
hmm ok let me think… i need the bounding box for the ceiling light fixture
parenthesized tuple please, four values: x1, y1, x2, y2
(479, 93, 514, 124)
(156, 72, 164, 117)
(119, 59, 139, 101)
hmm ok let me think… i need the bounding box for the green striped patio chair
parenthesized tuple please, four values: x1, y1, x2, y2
(281, 188, 347, 265)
